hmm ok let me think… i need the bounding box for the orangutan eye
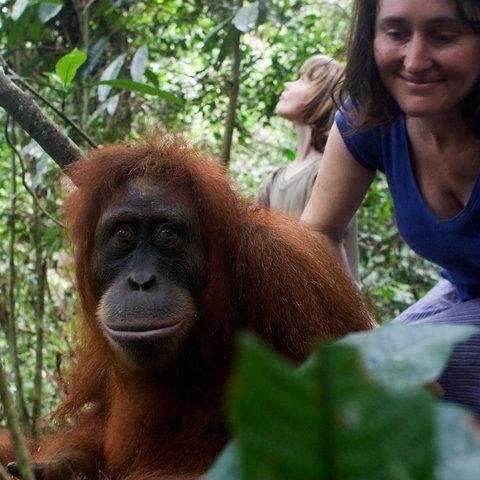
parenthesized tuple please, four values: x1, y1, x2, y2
(111, 223, 135, 244)
(155, 223, 178, 245)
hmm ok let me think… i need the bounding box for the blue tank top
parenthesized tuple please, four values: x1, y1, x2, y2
(335, 109, 480, 301)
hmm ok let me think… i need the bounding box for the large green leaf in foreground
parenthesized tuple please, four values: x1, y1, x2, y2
(228, 334, 435, 480)
(205, 325, 480, 480)
(436, 404, 480, 480)
(203, 442, 242, 480)
(341, 324, 477, 391)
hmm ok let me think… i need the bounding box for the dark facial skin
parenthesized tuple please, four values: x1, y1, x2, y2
(92, 176, 205, 369)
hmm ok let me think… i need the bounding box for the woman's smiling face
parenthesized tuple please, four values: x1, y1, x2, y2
(373, 0, 480, 119)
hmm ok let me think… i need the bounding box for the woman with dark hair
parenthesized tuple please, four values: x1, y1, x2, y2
(258, 54, 359, 279)
(302, 0, 480, 414)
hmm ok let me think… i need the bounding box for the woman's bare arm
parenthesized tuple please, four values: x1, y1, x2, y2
(301, 123, 375, 275)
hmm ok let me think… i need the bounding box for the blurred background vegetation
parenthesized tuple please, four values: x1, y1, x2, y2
(0, 0, 439, 432)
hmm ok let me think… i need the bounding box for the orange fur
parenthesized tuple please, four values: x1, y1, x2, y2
(1, 134, 375, 479)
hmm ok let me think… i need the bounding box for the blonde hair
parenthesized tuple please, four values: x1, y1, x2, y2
(299, 54, 344, 152)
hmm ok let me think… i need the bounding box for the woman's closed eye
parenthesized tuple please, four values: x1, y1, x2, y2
(428, 30, 461, 44)
(385, 28, 410, 41)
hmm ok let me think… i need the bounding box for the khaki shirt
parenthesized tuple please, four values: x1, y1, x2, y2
(257, 158, 359, 281)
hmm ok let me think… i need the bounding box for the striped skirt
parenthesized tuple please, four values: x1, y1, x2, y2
(393, 279, 480, 415)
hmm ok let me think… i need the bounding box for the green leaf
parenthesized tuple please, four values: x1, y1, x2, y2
(285, 149, 295, 161)
(257, 0, 268, 25)
(130, 44, 148, 82)
(97, 54, 126, 101)
(341, 324, 477, 391)
(11, 0, 29, 20)
(79, 37, 108, 79)
(233, 2, 259, 33)
(144, 69, 159, 87)
(203, 14, 235, 51)
(38, 3, 62, 23)
(216, 26, 236, 68)
(93, 79, 182, 105)
(55, 48, 87, 86)
(105, 94, 119, 116)
(229, 334, 436, 480)
(202, 442, 242, 480)
(230, 334, 320, 479)
(436, 403, 480, 480)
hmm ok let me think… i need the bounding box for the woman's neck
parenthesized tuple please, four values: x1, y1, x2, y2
(406, 112, 474, 152)
(294, 122, 322, 163)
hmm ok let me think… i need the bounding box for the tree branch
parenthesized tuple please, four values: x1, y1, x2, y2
(0, 66, 83, 168)
(10, 71, 97, 148)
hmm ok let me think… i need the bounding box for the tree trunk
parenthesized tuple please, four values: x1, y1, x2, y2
(220, 27, 242, 166)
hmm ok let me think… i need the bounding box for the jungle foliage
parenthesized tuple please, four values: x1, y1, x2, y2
(0, 1, 458, 478)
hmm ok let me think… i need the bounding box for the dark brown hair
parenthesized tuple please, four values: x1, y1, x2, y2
(340, 0, 480, 136)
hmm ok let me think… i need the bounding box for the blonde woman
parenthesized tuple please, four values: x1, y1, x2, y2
(257, 54, 359, 279)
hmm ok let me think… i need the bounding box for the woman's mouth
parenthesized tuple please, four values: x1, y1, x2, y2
(398, 75, 444, 91)
(400, 75, 444, 85)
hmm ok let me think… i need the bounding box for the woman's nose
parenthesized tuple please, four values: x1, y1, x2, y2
(403, 33, 434, 74)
